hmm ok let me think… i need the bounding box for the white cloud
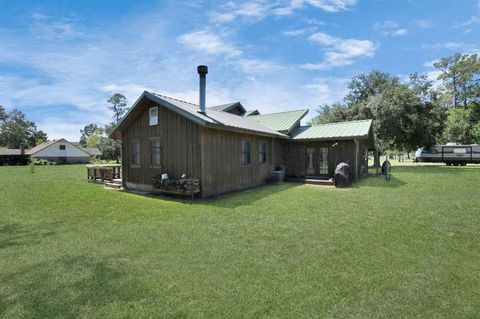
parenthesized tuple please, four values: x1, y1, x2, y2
(457, 15, 480, 27)
(392, 28, 407, 36)
(282, 29, 309, 36)
(210, 1, 272, 23)
(421, 42, 478, 51)
(304, 32, 377, 68)
(303, 0, 357, 12)
(36, 117, 89, 141)
(233, 58, 285, 74)
(29, 13, 84, 40)
(373, 20, 407, 36)
(178, 30, 242, 57)
(211, 0, 356, 23)
(411, 19, 434, 29)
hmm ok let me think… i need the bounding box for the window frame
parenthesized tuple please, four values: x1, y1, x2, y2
(258, 141, 267, 164)
(59, 145, 66, 150)
(149, 107, 159, 126)
(240, 139, 251, 166)
(130, 139, 141, 168)
(149, 137, 162, 168)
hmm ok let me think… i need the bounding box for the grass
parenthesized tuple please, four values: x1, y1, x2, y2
(1, 164, 479, 318)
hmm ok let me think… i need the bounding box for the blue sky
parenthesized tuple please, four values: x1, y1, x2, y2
(1, 0, 479, 141)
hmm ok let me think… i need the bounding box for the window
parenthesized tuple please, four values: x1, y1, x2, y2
(150, 139, 161, 166)
(131, 141, 140, 166)
(59, 145, 66, 150)
(149, 107, 158, 126)
(241, 140, 251, 165)
(258, 141, 267, 164)
(318, 147, 328, 175)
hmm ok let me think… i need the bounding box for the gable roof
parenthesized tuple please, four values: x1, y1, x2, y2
(208, 102, 246, 114)
(244, 110, 260, 116)
(291, 119, 373, 141)
(247, 109, 309, 133)
(110, 91, 288, 139)
(27, 139, 92, 156)
(81, 148, 102, 156)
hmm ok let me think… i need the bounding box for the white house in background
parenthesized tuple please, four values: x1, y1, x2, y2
(27, 139, 101, 164)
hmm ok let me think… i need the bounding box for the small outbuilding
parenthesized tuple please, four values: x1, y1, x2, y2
(109, 66, 377, 197)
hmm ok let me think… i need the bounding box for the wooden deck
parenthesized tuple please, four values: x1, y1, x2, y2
(87, 165, 122, 187)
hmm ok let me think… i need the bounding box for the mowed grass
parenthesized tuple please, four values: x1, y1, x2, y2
(0, 164, 479, 318)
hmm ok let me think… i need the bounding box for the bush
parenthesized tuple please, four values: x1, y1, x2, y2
(31, 158, 57, 166)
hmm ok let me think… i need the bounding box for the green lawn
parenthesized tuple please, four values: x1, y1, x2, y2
(1, 164, 479, 318)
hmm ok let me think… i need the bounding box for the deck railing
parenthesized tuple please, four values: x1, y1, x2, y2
(87, 165, 121, 183)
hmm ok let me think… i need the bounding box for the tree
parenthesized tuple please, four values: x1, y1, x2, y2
(472, 121, 480, 143)
(434, 53, 480, 108)
(440, 108, 473, 144)
(309, 71, 444, 152)
(79, 123, 98, 147)
(0, 105, 6, 121)
(0, 109, 47, 148)
(107, 93, 127, 123)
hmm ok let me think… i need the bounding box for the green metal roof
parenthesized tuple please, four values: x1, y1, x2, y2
(291, 119, 373, 140)
(248, 109, 309, 133)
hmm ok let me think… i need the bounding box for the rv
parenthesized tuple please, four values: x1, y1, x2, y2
(415, 144, 480, 166)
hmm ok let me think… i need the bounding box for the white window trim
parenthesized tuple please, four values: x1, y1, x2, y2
(149, 107, 158, 126)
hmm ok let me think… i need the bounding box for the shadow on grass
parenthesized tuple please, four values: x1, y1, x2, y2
(0, 255, 152, 318)
(0, 223, 57, 251)
(357, 174, 407, 188)
(201, 182, 302, 208)
(121, 182, 303, 209)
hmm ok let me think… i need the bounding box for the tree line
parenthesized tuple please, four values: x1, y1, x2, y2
(309, 52, 480, 153)
(0, 106, 47, 149)
(79, 93, 127, 162)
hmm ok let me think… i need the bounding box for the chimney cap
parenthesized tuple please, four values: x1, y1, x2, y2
(197, 65, 208, 75)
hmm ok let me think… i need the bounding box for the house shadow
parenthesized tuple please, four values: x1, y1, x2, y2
(200, 182, 303, 209)
(0, 255, 152, 318)
(121, 182, 303, 209)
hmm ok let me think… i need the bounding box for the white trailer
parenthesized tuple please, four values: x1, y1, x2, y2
(415, 144, 480, 166)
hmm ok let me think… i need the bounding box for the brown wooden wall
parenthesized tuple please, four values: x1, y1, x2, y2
(200, 128, 282, 197)
(121, 100, 202, 188)
(282, 140, 361, 180)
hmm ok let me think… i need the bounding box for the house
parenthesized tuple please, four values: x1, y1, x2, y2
(110, 65, 375, 197)
(0, 139, 102, 165)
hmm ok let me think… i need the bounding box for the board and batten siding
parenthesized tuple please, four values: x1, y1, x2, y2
(200, 127, 282, 197)
(282, 140, 360, 180)
(121, 100, 201, 191)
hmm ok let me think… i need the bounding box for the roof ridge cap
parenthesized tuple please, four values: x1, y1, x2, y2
(150, 92, 198, 107)
(250, 109, 308, 117)
(310, 119, 372, 126)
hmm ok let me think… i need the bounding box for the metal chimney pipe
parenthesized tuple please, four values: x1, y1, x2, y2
(20, 144, 25, 156)
(197, 65, 208, 114)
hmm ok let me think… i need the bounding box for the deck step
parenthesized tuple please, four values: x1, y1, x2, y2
(285, 177, 334, 186)
(304, 179, 334, 186)
(112, 178, 122, 183)
(104, 182, 122, 189)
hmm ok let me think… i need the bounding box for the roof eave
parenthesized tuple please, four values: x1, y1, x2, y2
(291, 134, 370, 142)
(205, 123, 289, 139)
(109, 91, 210, 139)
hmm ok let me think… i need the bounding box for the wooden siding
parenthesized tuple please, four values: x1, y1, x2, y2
(200, 127, 282, 197)
(121, 99, 202, 188)
(282, 140, 360, 180)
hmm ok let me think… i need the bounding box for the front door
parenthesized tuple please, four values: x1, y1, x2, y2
(306, 147, 329, 177)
